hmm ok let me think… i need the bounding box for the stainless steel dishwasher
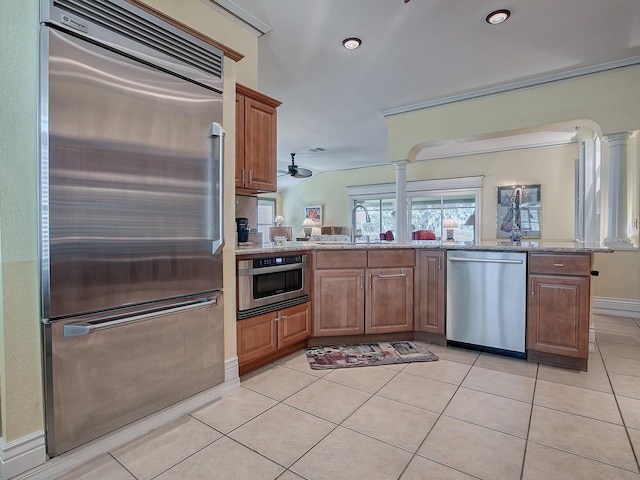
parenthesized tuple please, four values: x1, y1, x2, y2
(446, 250, 527, 356)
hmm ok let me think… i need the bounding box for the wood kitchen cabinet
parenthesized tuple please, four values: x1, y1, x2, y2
(313, 249, 414, 337)
(527, 253, 592, 369)
(237, 301, 310, 375)
(235, 84, 281, 193)
(414, 250, 445, 335)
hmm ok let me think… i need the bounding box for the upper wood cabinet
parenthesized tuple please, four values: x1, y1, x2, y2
(235, 84, 281, 193)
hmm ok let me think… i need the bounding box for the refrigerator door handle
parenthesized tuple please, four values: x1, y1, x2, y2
(211, 122, 225, 255)
(63, 296, 218, 337)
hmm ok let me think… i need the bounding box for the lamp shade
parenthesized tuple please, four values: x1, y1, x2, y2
(274, 215, 284, 226)
(464, 214, 476, 226)
(442, 217, 458, 228)
(302, 217, 315, 227)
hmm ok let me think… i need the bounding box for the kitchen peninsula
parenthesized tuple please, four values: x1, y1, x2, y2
(236, 241, 610, 374)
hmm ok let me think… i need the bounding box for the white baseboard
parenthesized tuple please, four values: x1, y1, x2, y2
(11, 357, 240, 480)
(0, 431, 47, 480)
(593, 296, 640, 319)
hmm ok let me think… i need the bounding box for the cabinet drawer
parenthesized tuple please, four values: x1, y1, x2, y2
(528, 253, 591, 276)
(368, 249, 415, 267)
(315, 250, 367, 269)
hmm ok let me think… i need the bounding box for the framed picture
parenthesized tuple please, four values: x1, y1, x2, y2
(497, 184, 541, 238)
(304, 205, 322, 224)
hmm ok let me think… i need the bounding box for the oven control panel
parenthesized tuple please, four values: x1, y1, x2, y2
(253, 255, 303, 268)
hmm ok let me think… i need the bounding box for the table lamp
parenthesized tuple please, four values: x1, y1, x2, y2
(274, 215, 284, 227)
(303, 217, 315, 238)
(443, 217, 458, 241)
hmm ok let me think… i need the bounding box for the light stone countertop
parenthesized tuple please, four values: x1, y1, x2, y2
(235, 240, 612, 256)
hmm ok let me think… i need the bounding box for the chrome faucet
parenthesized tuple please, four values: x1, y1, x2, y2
(351, 203, 371, 242)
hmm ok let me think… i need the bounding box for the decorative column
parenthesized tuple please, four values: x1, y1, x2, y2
(394, 161, 408, 244)
(604, 133, 632, 248)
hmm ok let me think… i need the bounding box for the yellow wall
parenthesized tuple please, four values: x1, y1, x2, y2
(387, 65, 640, 302)
(282, 144, 577, 241)
(0, 0, 45, 443)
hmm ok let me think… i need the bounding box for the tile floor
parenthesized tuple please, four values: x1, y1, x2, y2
(60, 314, 640, 479)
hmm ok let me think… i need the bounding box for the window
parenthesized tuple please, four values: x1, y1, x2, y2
(410, 193, 476, 242)
(257, 197, 276, 242)
(348, 176, 482, 242)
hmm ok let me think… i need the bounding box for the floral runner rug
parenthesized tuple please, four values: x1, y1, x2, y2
(305, 341, 438, 370)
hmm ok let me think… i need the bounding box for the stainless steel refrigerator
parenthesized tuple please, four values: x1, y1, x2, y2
(39, 0, 225, 456)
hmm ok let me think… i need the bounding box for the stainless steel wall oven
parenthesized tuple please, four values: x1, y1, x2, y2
(237, 254, 309, 319)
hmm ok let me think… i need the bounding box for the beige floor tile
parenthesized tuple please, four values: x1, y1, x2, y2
(528, 405, 638, 471)
(537, 362, 613, 393)
(228, 403, 335, 467)
(111, 416, 220, 480)
(475, 352, 538, 378)
(603, 355, 640, 378)
(283, 378, 371, 423)
(444, 387, 531, 438)
(341, 395, 439, 452)
(191, 387, 277, 433)
(56, 455, 135, 480)
(155, 437, 284, 480)
(426, 344, 479, 365)
(610, 372, 640, 400)
(462, 365, 535, 402)
(522, 441, 640, 480)
(241, 365, 318, 400)
(596, 331, 640, 346)
(323, 364, 398, 393)
(278, 350, 331, 377)
(400, 456, 477, 480)
(402, 358, 471, 385)
(277, 471, 306, 480)
(599, 341, 640, 361)
(594, 315, 640, 327)
(595, 322, 640, 336)
(533, 379, 622, 424)
(291, 426, 412, 480)
(377, 372, 458, 413)
(418, 415, 525, 479)
(628, 428, 640, 459)
(618, 396, 640, 429)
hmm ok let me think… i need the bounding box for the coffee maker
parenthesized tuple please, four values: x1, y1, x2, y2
(235, 217, 250, 243)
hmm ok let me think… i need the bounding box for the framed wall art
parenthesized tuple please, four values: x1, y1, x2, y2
(304, 205, 322, 224)
(497, 184, 541, 238)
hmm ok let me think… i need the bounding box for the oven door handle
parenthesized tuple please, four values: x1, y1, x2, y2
(237, 262, 309, 276)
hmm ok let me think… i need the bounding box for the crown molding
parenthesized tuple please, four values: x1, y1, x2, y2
(201, 0, 272, 36)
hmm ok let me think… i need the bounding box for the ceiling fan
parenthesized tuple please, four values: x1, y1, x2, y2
(279, 153, 312, 179)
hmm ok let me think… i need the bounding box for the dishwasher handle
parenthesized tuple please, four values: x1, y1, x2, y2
(63, 297, 218, 337)
(448, 256, 524, 265)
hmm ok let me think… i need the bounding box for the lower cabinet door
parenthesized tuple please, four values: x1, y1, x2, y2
(527, 274, 589, 358)
(278, 302, 311, 348)
(313, 269, 365, 336)
(414, 251, 445, 334)
(366, 267, 414, 334)
(237, 311, 278, 364)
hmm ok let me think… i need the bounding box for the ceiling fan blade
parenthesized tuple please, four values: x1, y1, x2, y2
(293, 167, 312, 178)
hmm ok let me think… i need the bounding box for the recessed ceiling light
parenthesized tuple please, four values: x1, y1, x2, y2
(342, 37, 362, 50)
(486, 9, 510, 25)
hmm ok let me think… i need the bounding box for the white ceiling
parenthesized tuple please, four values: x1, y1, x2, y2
(221, 0, 640, 191)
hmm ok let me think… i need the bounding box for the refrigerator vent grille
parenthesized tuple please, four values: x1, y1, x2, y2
(52, 0, 223, 79)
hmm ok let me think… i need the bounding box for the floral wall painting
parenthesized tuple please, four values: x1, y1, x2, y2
(304, 205, 322, 224)
(497, 184, 541, 238)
